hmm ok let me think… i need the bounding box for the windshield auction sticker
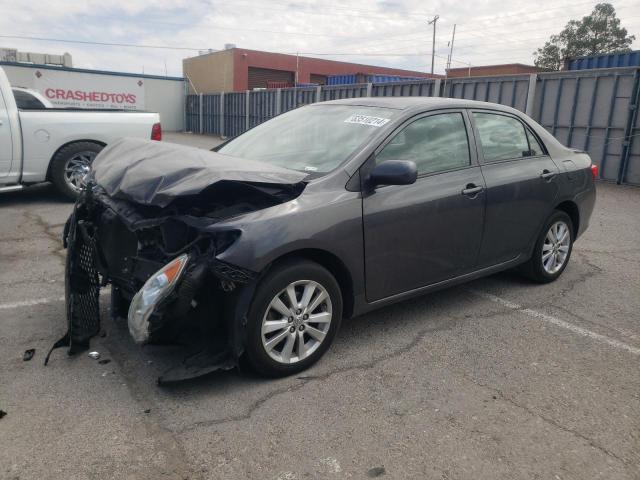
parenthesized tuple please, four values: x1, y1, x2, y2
(344, 114, 390, 127)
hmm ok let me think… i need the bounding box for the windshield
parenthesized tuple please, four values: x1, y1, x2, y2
(217, 104, 398, 174)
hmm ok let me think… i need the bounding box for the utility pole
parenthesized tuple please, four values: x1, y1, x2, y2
(446, 24, 457, 73)
(427, 15, 439, 75)
(444, 24, 457, 94)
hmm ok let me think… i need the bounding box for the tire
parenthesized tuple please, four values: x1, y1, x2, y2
(50, 142, 104, 200)
(521, 210, 574, 283)
(244, 259, 343, 377)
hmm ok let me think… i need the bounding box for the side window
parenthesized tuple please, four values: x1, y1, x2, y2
(473, 112, 530, 162)
(12, 90, 45, 110)
(526, 128, 544, 156)
(376, 112, 470, 175)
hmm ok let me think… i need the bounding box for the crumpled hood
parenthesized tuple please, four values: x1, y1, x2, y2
(90, 138, 307, 207)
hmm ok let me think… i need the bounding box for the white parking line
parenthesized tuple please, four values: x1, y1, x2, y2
(470, 289, 640, 356)
(0, 296, 64, 310)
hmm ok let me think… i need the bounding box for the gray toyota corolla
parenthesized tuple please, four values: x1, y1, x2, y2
(50, 97, 596, 382)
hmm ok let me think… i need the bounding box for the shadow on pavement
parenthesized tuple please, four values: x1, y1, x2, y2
(0, 183, 72, 207)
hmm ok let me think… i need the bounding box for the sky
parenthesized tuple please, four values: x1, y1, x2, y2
(0, 0, 638, 77)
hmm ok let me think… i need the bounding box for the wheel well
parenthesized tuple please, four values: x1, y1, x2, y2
(267, 249, 355, 318)
(46, 139, 106, 181)
(555, 201, 580, 236)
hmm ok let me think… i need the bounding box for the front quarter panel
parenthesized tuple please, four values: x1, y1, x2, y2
(208, 175, 365, 298)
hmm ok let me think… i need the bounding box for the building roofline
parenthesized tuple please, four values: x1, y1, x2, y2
(184, 47, 439, 78)
(0, 60, 184, 81)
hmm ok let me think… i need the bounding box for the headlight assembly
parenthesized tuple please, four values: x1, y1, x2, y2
(127, 254, 189, 343)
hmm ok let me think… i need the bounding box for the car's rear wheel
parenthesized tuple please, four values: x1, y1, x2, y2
(522, 210, 574, 283)
(244, 259, 342, 377)
(50, 141, 103, 200)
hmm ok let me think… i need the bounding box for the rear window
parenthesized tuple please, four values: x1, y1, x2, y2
(13, 89, 46, 110)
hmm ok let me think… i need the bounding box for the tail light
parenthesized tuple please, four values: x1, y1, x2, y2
(151, 122, 162, 141)
(590, 164, 599, 179)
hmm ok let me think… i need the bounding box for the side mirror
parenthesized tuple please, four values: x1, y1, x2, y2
(369, 160, 417, 187)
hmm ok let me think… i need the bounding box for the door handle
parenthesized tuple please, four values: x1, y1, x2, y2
(540, 169, 556, 180)
(462, 184, 484, 196)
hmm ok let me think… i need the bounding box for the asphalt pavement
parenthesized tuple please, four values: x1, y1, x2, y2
(1, 133, 638, 480)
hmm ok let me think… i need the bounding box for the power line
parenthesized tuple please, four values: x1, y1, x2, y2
(0, 34, 206, 51)
(0, 34, 453, 62)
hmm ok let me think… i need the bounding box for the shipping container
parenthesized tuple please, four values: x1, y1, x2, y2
(327, 73, 426, 85)
(367, 74, 425, 84)
(264, 81, 319, 89)
(327, 74, 359, 85)
(565, 51, 640, 70)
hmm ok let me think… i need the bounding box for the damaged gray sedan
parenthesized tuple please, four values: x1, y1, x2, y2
(49, 98, 596, 382)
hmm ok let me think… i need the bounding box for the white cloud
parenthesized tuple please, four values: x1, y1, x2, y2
(0, 0, 638, 77)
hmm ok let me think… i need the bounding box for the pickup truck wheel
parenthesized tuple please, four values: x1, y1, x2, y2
(50, 142, 104, 199)
(244, 259, 343, 377)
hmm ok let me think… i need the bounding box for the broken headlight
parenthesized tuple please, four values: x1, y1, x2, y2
(128, 254, 189, 343)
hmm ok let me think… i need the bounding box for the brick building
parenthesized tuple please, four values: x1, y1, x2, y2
(183, 47, 438, 93)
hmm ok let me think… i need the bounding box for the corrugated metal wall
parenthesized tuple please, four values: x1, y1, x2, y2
(372, 80, 436, 97)
(249, 90, 278, 127)
(187, 67, 640, 185)
(444, 75, 530, 111)
(533, 68, 640, 185)
(185, 94, 200, 133)
(281, 87, 317, 111)
(321, 84, 367, 100)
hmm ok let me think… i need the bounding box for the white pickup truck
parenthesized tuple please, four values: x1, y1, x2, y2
(0, 66, 161, 199)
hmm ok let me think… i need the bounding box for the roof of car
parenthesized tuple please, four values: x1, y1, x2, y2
(319, 96, 519, 113)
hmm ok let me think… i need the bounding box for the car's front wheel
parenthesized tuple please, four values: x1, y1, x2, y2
(244, 259, 342, 377)
(522, 210, 574, 283)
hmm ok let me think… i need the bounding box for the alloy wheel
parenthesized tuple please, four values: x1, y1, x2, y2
(541, 220, 571, 275)
(64, 151, 97, 192)
(261, 280, 333, 364)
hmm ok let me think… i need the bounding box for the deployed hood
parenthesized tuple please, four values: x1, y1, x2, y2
(90, 138, 307, 207)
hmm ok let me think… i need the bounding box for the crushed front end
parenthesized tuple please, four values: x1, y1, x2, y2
(46, 138, 307, 383)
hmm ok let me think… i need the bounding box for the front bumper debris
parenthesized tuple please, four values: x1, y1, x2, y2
(45, 206, 101, 365)
(45, 184, 259, 383)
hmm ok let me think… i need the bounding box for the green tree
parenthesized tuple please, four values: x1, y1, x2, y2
(534, 3, 636, 70)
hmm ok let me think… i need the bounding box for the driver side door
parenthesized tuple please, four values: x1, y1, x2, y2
(362, 110, 486, 302)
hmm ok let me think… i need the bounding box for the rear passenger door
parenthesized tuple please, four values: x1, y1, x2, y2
(470, 110, 560, 268)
